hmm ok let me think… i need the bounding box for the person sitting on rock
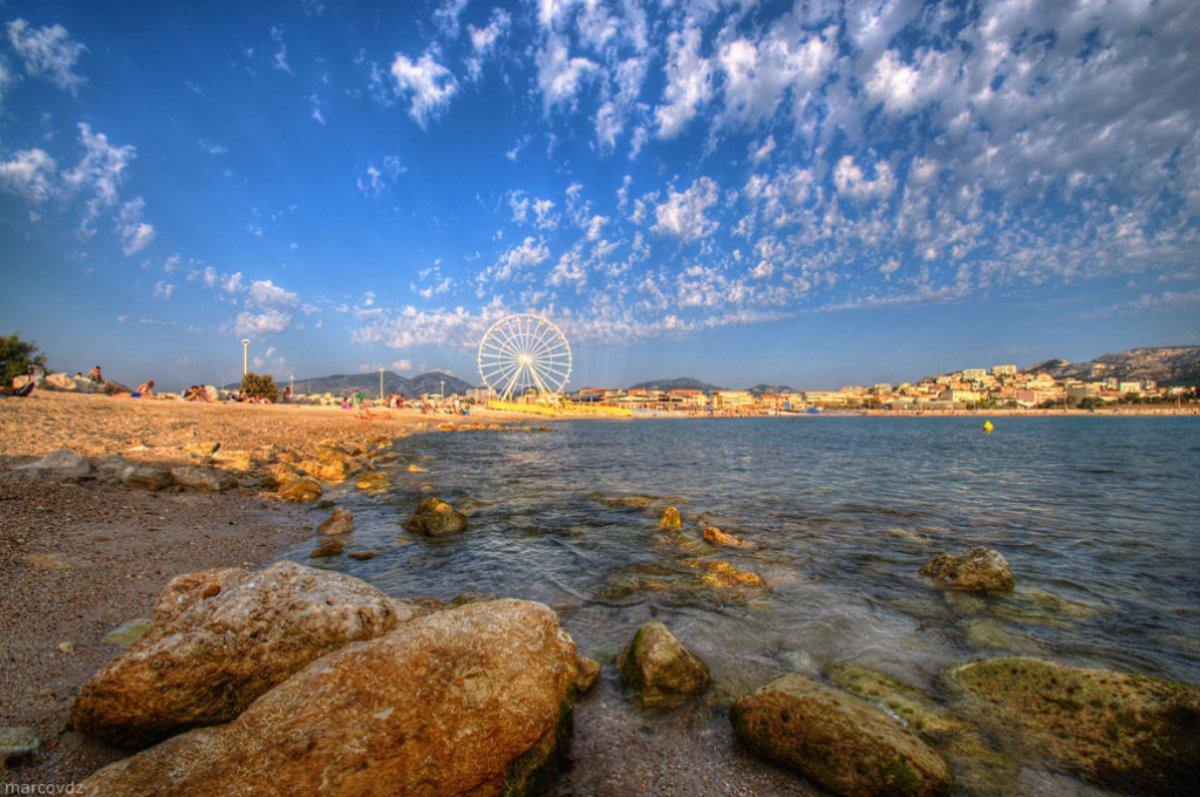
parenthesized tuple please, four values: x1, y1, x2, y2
(183, 385, 210, 402)
(0, 381, 35, 397)
(88, 365, 103, 383)
(133, 380, 155, 398)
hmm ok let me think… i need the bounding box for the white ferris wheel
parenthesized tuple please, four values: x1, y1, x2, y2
(477, 313, 572, 400)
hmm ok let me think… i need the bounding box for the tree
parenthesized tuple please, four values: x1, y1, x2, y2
(0, 332, 47, 386)
(240, 372, 279, 402)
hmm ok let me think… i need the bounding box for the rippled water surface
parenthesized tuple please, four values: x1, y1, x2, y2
(288, 417, 1200, 794)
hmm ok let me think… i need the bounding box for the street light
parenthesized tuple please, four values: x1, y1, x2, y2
(289, 373, 295, 396)
(378, 367, 385, 401)
(240, 339, 250, 376)
(440, 379, 445, 400)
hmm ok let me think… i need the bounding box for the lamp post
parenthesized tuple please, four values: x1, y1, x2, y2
(240, 339, 250, 376)
(289, 373, 295, 396)
(440, 379, 445, 400)
(378, 367, 385, 401)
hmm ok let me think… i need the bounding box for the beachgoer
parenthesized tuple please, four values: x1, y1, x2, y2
(133, 380, 155, 397)
(0, 382, 35, 397)
(88, 365, 102, 383)
(282, 385, 292, 403)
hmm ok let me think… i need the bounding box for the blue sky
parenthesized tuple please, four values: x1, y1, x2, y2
(1, 0, 1197, 391)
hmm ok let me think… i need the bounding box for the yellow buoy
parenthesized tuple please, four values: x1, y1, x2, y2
(982, 420, 994, 433)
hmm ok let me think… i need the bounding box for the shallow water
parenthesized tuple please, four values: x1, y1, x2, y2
(289, 417, 1200, 794)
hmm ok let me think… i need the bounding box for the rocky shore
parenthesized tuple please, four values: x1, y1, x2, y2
(3, 393, 1198, 795)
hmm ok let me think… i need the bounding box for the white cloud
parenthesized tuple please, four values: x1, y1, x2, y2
(270, 25, 291, 74)
(62, 123, 137, 234)
(197, 139, 228, 155)
(467, 8, 511, 80)
(153, 280, 174, 299)
(536, 33, 599, 112)
(833, 155, 896, 202)
(6, 18, 86, 92)
(0, 148, 57, 202)
(247, 279, 299, 308)
(433, 0, 470, 37)
(496, 236, 550, 280)
(235, 308, 291, 335)
(392, 358, 413, 371)
(655, 27, 712, 139)
(0, 58, 15, 108)
(749, 135, 776, 164)
(866, 48, 956, 115)
(309, 94, 326, 125)
(117, 197, 155, 255)
(653, 176, 720, 241)
(390, 51, 458, 127)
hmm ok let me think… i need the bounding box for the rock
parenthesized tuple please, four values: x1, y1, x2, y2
(407, 462, 426, 473)
(702, 525, 750, 548)
(944, 657, 1200, 795)
(102, 618, 153, 648)
(317, 459, 348, 483)
(0, 726, 40, 768)
(310, 538, 345, 558)
(57, 641, 75, 654)
(170, 466, 235, 492)
(403, 497, 467, 536)
(70, 561, 412, 748)
(122, 466, 173, 491)
(211, 449, 252, 471)
(347, 550, 376, 561)
(317, 507, 354, 535)
(660, 506, 682, 530)
(697, 560, 766, 588)
(617, 621, 710, 706)
(78, 600, 586, 796)
(826, 663, 968, 739)
(17, 450, 91, 480)
(575, 655, 601, 693)
(920, 547, 1013, 594)
(355, 470, 391, 490)
(278, 479, 322, 502)
(181, 441, 220, 456)
(731, 674, 953, 797)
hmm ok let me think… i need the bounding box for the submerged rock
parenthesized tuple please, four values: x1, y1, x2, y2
(278, 478, 322, 502)
(355, 470, 391, 490)
(702, 526, 751, 548)
(78, 600, 586, 796)
(826, 664, 967, 739)
(920, 547, 1013, 594)
(944, 656, 1200, 795)
(660, 506, 683, 530)
(731, 674, 952, 797)
(170, 466, 235, 492)
(618, 620, 710, 706)
(17, 449, 91, 480)
(317, 507, 354, 535)
(70, 561, 411, 748)
(699, 560, 765, 588)
(403, 497, 467, 536)
(347, 550, 376, 561)
(575, 655, 601, 694)
(309, 538, 345, 558)
(1, 726, 41, 768)
(101, 618, 153, 648)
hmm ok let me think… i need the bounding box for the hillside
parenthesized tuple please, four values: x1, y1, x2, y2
(230, 371, 476, 397)
(1025, 346, 1200, 387)
(628, 377, 721, 392)
(747, 383, 798, 395)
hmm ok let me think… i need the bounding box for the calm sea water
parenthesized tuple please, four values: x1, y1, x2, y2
(288, 416, 1200, 792)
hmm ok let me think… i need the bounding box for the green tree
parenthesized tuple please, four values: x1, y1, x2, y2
(0, 332, 47, 386)
(240, 372, 279, 402)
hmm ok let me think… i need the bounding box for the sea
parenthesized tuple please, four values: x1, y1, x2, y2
(286, 416, 1200, 794)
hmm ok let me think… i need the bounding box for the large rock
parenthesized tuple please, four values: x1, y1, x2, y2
(731, 674, 952, 796)
(920, 547, 1013, 594)
(617, 620, 710, 706)
(660, 506, 682, 530)
(170, 466, 236, 492)
(122, 465, 173, 491)
(403, 497, 467, 536)
(1, 726, 40, 768)
(70, 561, 413, 748)
(17, 449, 91, 480)
(945, 657, 1200, 795)
(79, 600, 587, 796)
(278, 478, 322, 502)
(318, 507, 354, 535)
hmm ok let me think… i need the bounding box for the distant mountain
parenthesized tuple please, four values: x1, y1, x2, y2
(747, 383, 797, 395)
(628, 377, 721, 392)
(229, 370, 476, 397)
(1024, 346, 1200, 387)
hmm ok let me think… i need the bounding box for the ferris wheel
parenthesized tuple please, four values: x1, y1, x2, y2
(477, 313, 572, 400)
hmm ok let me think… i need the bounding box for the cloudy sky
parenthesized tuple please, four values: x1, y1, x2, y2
(1, 0, 1197, 390)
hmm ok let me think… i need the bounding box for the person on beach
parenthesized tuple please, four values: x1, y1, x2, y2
(0, 381, 35, 397)
(132, 380, 155, 398)
(88, 365, 102, 383)
(282, 384, 292, 403)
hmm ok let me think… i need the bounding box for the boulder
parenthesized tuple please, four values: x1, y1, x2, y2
(310, 538, 345, 558)
(702, 526, 750, 548)
(920, 547, 1013, 594)
(317, 507, 354, 535)
(17, 449, 91, 480)
(356, 470, 391, 490)
(944, 657, 1200, 795)
(403, 497, 467, 536)
(575, 655, 601, 694)
(122, 465, 173, 491)
(278, 479, 322, 502)
(617, 621, 710, 706)
(78, 600, 586, 797)
(0, 726, 40, 768)
(170, 466, 236, 492)
(731, 674, 952, 797)
(698, 560, 765, 588)
(660, 506, 682, 530)
(70, 561, 412, 748)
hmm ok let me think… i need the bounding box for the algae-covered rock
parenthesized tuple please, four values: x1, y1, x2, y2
(78, 600, 585, 797)
(403, 497, 467, 536)
(101, 618, 153, 648)
(698, 560, 765, 588)
(660, 506, 682, 530)
(702, 526, 752, 548)
(945, 656, 1200, 795)
(730, 673, 952, 796)
(317, 507, 354, 535)
(826, 663, 968, 739)
(920, 547, 1013, 594)
(355, 470, 391, 491)
(617, 620, 710, 706)
(278, 478, 322, 502)
(309, 537, 345, 558)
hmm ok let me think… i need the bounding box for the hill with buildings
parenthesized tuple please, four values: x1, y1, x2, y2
(747, 383, 798, 395)
(280, 371, 475, 397)
(628, 377, 721, 392)
(1024, 346, 1200, 387)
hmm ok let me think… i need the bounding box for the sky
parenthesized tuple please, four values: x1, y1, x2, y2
(0, 0, 1197, 391)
